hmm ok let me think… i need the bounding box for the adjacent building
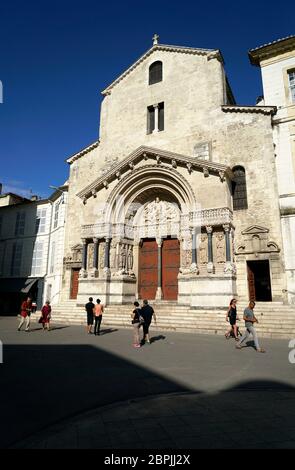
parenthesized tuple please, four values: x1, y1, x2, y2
(249, 35, 295, 304)
(0, 186, 68, 313)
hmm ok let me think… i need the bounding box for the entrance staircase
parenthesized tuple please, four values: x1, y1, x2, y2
(50, 300, 295, 339)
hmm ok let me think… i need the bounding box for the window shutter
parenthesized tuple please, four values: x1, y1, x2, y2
(158, 102, 164, 131)
(149, 61, 163, 85)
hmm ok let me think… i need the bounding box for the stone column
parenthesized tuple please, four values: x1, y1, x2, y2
(223, 224, 231, 262)
(104, 238, 111, 271)
(80, 238, 88, 277)
(206, 226, 214, 273)
(192, 228, 197, 265)
(153, 104, 159, 133)
(223, 224, 236, 274)
(93, 238, 99, 269)
(191, 228, 199, 274)
(155, 237, 163, 300)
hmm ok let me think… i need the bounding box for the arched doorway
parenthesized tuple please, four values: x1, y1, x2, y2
(105, 165, 196, 302)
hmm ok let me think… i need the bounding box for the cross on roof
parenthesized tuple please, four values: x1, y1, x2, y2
(153, 34, 159, 45)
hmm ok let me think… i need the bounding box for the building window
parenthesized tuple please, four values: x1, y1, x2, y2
(149, 61, 162, 85)
(50, 241, 55, 274)
(31, 241, 43, 276)
(288, 70, 295, 103)
(147, 105, 155, 134)
(232, 166, 248, 210)
(11, 242, 23, 276)
(35, 208, 47, 234)
(15, 212, 26, 236)
(147, 102, 164, 134)
(53, 203, 60, 229)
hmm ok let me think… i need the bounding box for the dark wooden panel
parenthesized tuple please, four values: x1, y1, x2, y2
(70, 269, 80, 299)
(162, 239, 180, 301)
(138, 240, 158, 300)
(247, 263, 256, 301)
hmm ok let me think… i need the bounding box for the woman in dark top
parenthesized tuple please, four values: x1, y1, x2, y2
(225, 298, 239, 340)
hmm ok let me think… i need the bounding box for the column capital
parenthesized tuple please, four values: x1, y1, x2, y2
(223, 223, 230, 233)
(206, 225, 213, 234)
(153, 103, 159, 109)
(82, 238, 87, 245)
(93, 237, 99, 244)
(156, 237, 163, 247)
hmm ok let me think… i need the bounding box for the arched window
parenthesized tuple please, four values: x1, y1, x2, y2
(232, 166, 248, 210)
(149, 61, 162, 85)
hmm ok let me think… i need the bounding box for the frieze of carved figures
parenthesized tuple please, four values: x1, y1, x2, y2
(144, 198, 180, 225)
(199, 234, 208, 264)
(216, 233, 225, 264)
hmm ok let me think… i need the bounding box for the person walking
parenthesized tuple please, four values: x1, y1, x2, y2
(40, 301, 52, 331)
(131, 301, 143, 348)
(18, 296, 32, 332)
(94, 298, 104, 336)
(236, 301, 265, 353)
(225, 298, 239, 341)
(85, 297, 95, 334)
(141, 299, 157, 345)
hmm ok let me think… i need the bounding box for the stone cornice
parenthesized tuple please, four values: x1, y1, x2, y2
(101, 44, 222, 96)
(77, 146, 233, 203)
(66, 141, 99, 164)
(221, 105, 277, 116)
(248, 35, 295, 66)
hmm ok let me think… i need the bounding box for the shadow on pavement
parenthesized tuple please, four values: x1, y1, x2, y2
(1, 343, 295, 449)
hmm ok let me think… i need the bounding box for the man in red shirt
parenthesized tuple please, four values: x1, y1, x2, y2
(18, 297, 32, 332)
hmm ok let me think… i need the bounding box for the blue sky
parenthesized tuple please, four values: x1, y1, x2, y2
(0, 0, 294, 198)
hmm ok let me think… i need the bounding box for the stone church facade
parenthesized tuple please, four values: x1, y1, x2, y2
(61, 37, 286, 309)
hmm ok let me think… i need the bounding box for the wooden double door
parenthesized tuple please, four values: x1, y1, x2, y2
(138, 238, 180, 301)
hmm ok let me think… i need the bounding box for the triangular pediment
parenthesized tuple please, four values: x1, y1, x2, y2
(241, 225, 269, 235)
(77, 146, 233, 203)
(101, 43, 222, 96)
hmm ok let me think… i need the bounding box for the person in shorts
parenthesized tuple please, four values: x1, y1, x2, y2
(85, 297, 95, 334)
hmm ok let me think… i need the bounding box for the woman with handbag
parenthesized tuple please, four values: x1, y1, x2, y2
(40, 301, 52, 331)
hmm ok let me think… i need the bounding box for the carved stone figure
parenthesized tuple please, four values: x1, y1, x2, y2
(119, 244, 127, 271)
(199, 235, 208, 264)
(99, 243, 105, 269)
(87, 243, 94, 270)
(110, 242, 117, 269)
(216, 233, 225, 263)
(127, 245, 133, 272)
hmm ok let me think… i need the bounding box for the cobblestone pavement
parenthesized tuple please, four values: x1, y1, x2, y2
(1, 316, 295, 449)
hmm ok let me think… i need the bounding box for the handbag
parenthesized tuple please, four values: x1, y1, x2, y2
(38, 316, 43, 323)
